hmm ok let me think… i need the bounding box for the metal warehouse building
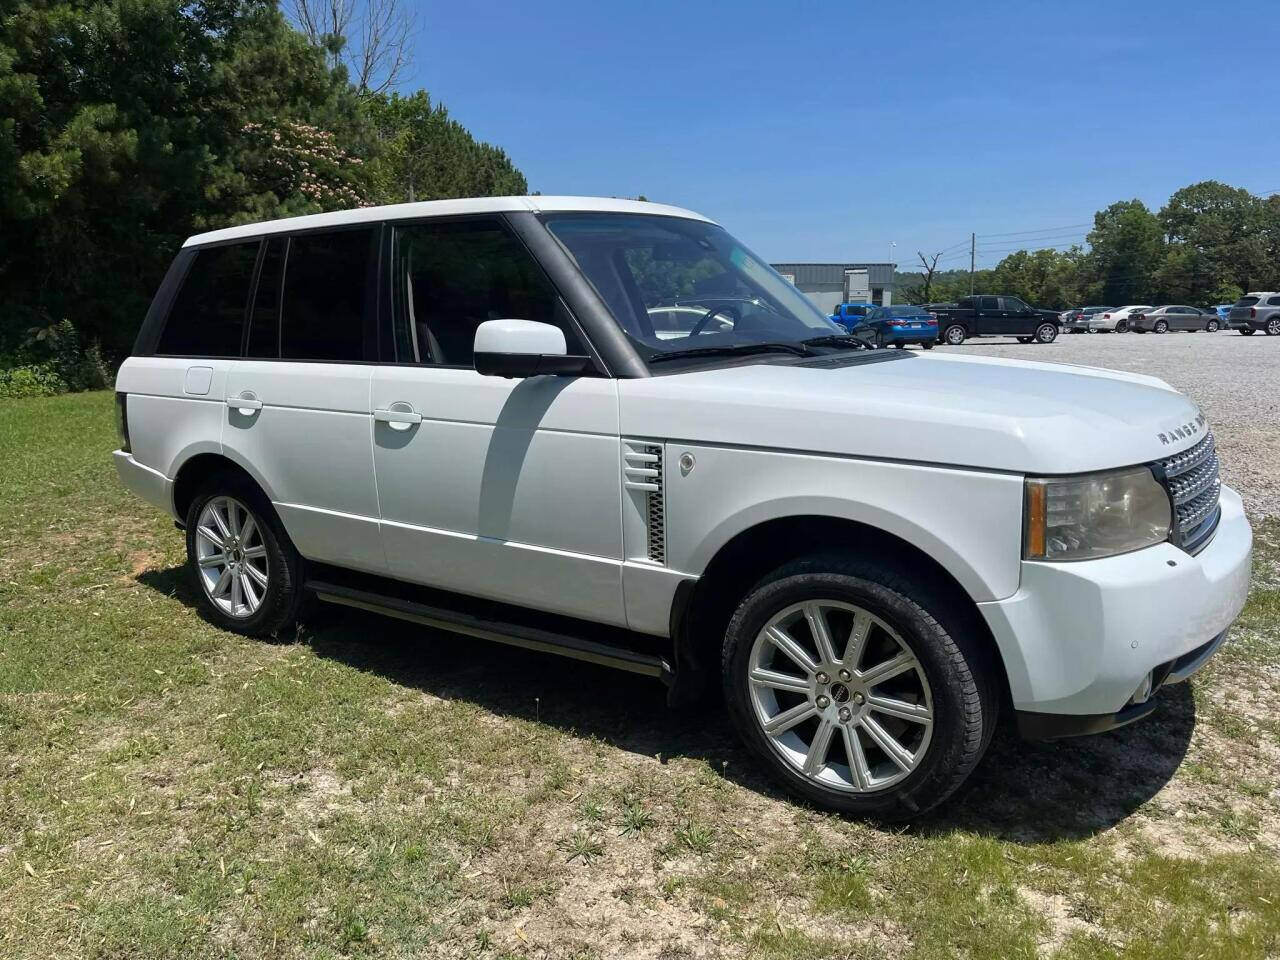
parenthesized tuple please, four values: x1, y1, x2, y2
(770, 263, 896, 315)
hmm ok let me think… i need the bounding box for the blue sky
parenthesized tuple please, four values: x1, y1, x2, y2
(407, 0, 1280, 269)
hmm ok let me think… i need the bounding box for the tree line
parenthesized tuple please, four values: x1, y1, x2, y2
(0, 0, 527, 392)
(896, 181, 1280, 309)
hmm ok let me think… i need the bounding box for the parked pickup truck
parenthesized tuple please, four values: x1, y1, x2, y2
(932, 295, 1062, 345)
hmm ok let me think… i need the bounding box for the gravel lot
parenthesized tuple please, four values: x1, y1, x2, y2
(938, 330, 1280, 518)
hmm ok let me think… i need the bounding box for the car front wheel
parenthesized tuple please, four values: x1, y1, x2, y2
(185, 475, 305, 636)
(1034, 322, 1058, 343)
(722, 555, 996, 820)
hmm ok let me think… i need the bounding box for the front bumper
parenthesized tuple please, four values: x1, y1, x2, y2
(979, 484, 1252, 725)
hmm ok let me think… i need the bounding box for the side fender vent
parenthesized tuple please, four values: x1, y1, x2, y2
(623, 440, 665, 564)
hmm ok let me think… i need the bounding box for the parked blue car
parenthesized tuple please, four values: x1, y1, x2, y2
(851, 305, 939, 349)
(829, 302, 877, 331)
(1214, 304, 1233, 323)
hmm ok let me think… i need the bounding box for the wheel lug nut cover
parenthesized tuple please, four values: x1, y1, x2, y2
(838, 707, 852, 722)
(816, 695, 830, 708)
(815, 672, 830, 684)
(838, 669, 851, 681)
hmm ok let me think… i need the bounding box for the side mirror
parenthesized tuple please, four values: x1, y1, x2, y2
(473, 319, 592, 378)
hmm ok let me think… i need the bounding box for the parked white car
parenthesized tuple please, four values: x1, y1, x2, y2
(1090, 305, 1152, 333)
(114, 197, 1252, 819)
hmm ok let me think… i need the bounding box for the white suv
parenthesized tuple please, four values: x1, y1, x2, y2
(114, 197, 1252, 819)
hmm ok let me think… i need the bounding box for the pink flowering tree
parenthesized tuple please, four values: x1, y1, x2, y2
(240, 120, 372, 214)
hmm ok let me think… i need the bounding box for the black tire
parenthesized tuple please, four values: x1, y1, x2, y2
(875, 331, 886, 349)
(942, 323, 966, 346)
(1267, 317, 1280, 336)
(184, 472, 305, 637)
(1034, 321, 1058, 344)
(1240, 328, 1255, 336)
(1153, 319, 1168, 334)
(894, 342, 906, 349)
(721, 554, 997, 820)
(1116, 320, 1128, 333)
(921, 341, 934, 350)
(1206, 319, 1220, 332)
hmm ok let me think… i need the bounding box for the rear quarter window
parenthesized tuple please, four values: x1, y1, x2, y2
(156, 241, 260, 357)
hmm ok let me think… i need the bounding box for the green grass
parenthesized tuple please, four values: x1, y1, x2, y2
(2, 390, 1279, 958)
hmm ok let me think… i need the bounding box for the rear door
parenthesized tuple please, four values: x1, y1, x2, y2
(369, 216, 627, 626)
(128, 240, 260, 485)
(975, 296, 1002, 335)
(222, 227, 385, 575)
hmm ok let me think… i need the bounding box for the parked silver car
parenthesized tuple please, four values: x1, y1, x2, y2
(1061, 305, 1113, 333)
(1226, 292, 1280, 336)
(1129, 305, 1221, 333)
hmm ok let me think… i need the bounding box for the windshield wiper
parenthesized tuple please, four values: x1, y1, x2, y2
(800, 333, 875, 351)
(648, 342, 810, 364)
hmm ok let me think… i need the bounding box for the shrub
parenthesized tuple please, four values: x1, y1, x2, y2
(0, 365, 69, 399)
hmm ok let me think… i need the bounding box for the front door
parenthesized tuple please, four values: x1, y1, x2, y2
(370, 216, 627, 627)
(1000, 297, 1035, 336)
(974, 296, 1003, 335)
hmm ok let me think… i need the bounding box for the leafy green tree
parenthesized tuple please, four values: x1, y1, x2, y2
(0, 0, 370, 357)
(990, 247, 1085, 309)
(1157, 181, 1274, 301)
(1085, 200, 1165, 305)
(363, 90, 527, 203)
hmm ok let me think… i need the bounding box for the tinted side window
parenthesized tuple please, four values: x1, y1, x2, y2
(246, 238, 287, 358)
(1002, 297, 1028, 312)
(979, 296, 999, 310)
(393, 219, 581, 366)
(1268, 296, 1280, 307)
(156, 241, 260, 357)
(281, 228, 375, 361)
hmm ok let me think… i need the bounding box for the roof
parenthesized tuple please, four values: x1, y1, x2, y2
(770, 262, 897, 286)
(184, 196, 715, 247)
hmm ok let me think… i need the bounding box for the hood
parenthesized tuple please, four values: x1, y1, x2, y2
(618, 352, 1204, 475)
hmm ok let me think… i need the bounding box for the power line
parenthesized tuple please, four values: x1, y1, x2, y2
(977, 221, 1093, 239)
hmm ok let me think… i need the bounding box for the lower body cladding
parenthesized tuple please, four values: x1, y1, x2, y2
(980, 485, 1252, 738)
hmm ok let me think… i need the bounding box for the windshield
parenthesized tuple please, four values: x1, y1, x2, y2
(542, 213, 841, 363)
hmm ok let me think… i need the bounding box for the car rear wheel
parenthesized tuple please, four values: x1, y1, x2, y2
(185, 474, 305, 637)
(1267, 318, 1280, 336)
(1034, 322, 1058, 343)
(921, 342, 934, 350)
(1154, 319, 1169, 334)
(722, 555, 996, 820)
(1115, 320, 1128, 332)
(1206, 319, 1220, 332)
(943, 324, 966, 345)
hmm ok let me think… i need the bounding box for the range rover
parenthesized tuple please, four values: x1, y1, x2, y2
(114, 197, 1252, 819)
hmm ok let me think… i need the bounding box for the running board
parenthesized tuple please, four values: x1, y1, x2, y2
(308, 580, 673, 681)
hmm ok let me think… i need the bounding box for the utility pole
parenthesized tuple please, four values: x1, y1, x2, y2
(969, 233, 975, 294)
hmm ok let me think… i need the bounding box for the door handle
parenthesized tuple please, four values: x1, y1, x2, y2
(374, 403, 422, 431)
(226, 393, 263, 415)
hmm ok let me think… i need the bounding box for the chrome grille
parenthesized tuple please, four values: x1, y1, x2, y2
(1156, 432, 1222, 554)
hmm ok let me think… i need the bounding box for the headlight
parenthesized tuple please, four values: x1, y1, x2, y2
(1024, 467, 1170, 561)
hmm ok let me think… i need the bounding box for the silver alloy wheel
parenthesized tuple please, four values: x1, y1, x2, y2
(1036, 322, 1057, 342)
(1207, 320, 1219, 332)
(195, 496, 269, 618)
(1268, 318, 1280, 336)
(747, 600, 934, 793)
(945, 325, 965, 345)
